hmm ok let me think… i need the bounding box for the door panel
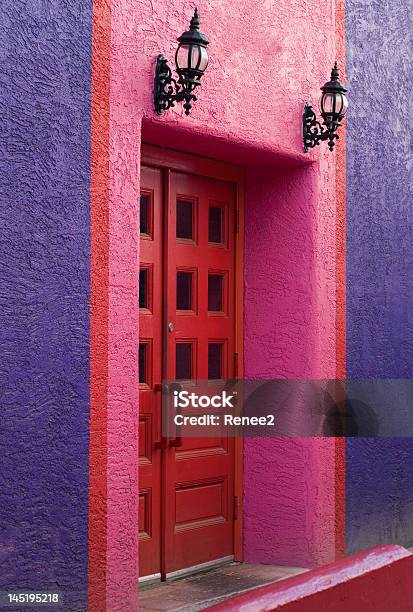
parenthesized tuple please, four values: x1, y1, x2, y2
(139, 166, 162, 577)
(139, 165, 236, 578)
(164, 172, 235, 574)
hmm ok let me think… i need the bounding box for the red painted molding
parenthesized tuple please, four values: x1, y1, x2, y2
(88, 0, 111, 610)
(207, 546, 413, 611)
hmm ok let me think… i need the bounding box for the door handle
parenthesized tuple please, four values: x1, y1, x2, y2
(153, 383, 163, 450)
(152, 382, 183, 449)
(168, 382, 183, 448)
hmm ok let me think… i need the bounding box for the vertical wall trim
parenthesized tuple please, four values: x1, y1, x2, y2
(106, 0, 141, 608)
(88, 0, 111, 609)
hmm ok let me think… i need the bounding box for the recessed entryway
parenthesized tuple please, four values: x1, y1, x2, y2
(139, 145, 244, 580)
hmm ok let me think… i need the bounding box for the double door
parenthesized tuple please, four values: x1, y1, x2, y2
(139, 159, 238, 578)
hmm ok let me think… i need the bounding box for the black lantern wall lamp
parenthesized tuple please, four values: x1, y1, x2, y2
(303, 63, 348, 152)
(154, 8, 209, 116)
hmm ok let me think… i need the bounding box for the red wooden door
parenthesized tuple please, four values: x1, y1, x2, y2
(139, 163, 237, 578)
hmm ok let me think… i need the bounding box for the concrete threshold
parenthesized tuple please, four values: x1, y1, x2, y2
(139, 562, 308, 611)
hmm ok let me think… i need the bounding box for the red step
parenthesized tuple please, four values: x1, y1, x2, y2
(207, 545, 413, 611)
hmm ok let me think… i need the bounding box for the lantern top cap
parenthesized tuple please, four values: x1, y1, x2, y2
(190, 8, 200, 30)
(321, 62, 348, 94)
(178, 8, 209, 46)
(331, 61, 340, 81)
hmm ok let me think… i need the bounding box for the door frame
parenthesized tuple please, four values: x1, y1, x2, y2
(140, 143, 244, 562)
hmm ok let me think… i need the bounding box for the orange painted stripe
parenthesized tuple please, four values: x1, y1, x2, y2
(335, 0, 347, 560)
(88, 0, 111, 609)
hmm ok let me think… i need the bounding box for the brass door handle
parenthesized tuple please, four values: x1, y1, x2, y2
(153, 383, 163, 449)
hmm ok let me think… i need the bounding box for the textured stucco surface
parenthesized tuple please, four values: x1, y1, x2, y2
(134, 0, 338, 155)
(345, 0, 413, 552)
(88, 0, 111, 609)
(107, 1, 141, 610)
(243, 164, 338, 567)
(0, 1, 92, 610)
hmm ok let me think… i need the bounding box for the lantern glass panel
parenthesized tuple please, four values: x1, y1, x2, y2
(341, 94, 349, 115)
(189, 45, 199, 69)
(321, 92, 335, 115)
(198, 46, 208, 72)
(176, 44, 191, 70)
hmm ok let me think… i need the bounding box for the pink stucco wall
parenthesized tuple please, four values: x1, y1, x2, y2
(243, 161, 338, 568)
(107, 2, 141, 610)
(104, 0, 344, 608)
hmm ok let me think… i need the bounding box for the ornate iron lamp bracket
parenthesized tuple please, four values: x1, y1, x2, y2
(153, 9, 209, 117)
(154, 55, 199, 116)
(302, 64, 348, 153)
(303, 103, 339, 152)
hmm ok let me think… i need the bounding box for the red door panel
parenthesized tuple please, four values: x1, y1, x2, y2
(164, 172, 236, 574)
(139, 166, 163, 577)
(139, 164, 236, 578)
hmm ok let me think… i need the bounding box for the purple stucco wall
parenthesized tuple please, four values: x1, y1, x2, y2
(0, 2, 92, 607)
(345, 0, 413, 552)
